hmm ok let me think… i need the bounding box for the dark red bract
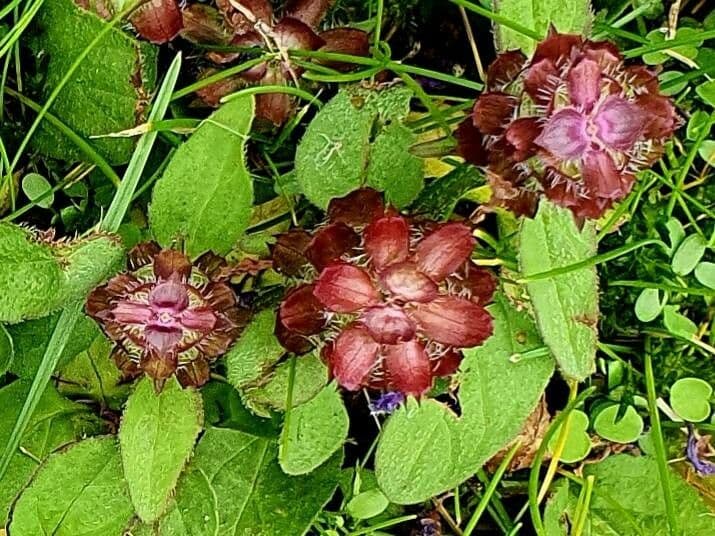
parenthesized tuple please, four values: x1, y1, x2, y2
(458, 30, 678, 219)
(273, 189, 496, 396)
(86, 243, 247, 391)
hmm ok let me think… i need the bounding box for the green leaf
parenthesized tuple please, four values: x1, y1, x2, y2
(375, 295, 554, 504)
(365, 122, 423, 208)
(493, 0, 592, 55)
(157, 467, 219, 536)
(580, 455, 715, 535)
(150, 97, 255, 258)
(548, 410, 592, 463)
(671, 234, 707, 275)
(663, 305, 697, 339)
(9, 437, 134, 536)
(347, 489, 390, 520)
(0, 324, 13, 374)
(670, 377, 712, 422)
(664, 217, 685, 253)
(696, 79, 715, 107)
(166, 427, 342, 535)
(243, 352, 328, 417)
(21, 173, 54, 209)
(695, 261, 715, 289)
(31, 0, 158, 164)
(410, 164, 485, 220)
(6, 312, 97, 378)
(0, 224, 124, 323)
(0, 381, 104, 525)
(687, 110, 711, 141)
(119, 377, 203, 523)
(279, 383, 349, 476)
(56, 325, 131, 409)
(634, 288, 663, 322)
(296, 90, 376, 208)
(295, 87, 421, 209)
(225, 309, 285, 389)
(698, 140, 715, 165)
(0, 223, 64, 323)
(593, 405, 644, 444)
(519, 200, 599, 381)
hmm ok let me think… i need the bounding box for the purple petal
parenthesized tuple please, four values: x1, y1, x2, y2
(112, 301, 153, 325)
(180, 307, 217, 332)
(409, 297, 493, 348)
(593, 96, 644, 151)
(534, 108, 589, 160)
(581, 149, 625, 200)
(364, 216, 410, 271)
(369, 391, 405, 415)
(567, 58, 601, 110)
(149, 281, 189, 312)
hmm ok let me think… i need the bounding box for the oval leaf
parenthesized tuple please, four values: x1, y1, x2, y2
(119, 377, 203, 522)
(150, 96, 255, 257)
(279, 383, 349, 475)
(166, 427, 342, 535)
(634, 288, 663, 322)
(9, 437, 133, 536)
(670, 377, 712, 422)
(519, 200, 599, 381)
(593, 405, 644, 444)
(671, 234, 707, 276)
(375, 295, 554, 504)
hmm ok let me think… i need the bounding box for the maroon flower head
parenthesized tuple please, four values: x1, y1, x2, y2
(458, 30, 678, 219)
(273, 189, 496, 397)
(185, 0, 369, 125)
(86, 243, 247, 391)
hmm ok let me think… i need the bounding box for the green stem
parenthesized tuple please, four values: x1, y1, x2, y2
(221, 85, 323, 108)
(571, 475, 595, 536)
(449, 0, 542, 41)
(463, 441, 521, 536)
(609, 280, 715, 297)
(526, 387, 596, 535)
(519, 239, 669, 282)
(171, 55, 271, 101)
(644, 344, 680, 536)
(348, 515, 417, 535)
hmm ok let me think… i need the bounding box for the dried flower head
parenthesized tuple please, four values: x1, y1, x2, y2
(86, 243, 248, 391)
(457, 30, 678, 218)
(273, 189, 496, 396)
(184, 0, 369, 125)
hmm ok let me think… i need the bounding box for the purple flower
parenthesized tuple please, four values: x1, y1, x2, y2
(457, 30, 678, 219)
(686, 428, 715, 476)
(86, 243, 247, 391)
(369, 392, 406, 415)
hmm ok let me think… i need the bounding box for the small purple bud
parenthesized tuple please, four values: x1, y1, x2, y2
(369, 391, 405, 415)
